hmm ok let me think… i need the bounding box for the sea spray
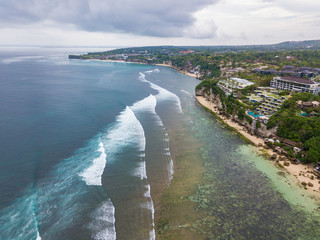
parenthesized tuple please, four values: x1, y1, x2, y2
(89, 201, 116, 240)
(0, 190, 43, 239)
(79, 141, 107, 186)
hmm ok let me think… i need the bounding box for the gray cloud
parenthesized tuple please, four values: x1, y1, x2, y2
(0, 0, 219, 38)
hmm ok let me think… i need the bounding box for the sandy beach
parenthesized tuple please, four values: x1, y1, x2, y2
(155, 63, 199, 78)
(196, 95, 320, 194)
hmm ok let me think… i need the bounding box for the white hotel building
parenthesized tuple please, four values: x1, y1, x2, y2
(270, 76, 320, 95)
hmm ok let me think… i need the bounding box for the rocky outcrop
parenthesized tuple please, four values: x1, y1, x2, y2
(253, 121, 277, 138)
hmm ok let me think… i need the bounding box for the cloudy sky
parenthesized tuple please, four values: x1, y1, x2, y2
(1, 0, 320, 46)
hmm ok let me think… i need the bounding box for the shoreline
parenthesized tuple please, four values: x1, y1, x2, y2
(196, 95, 320, 196)
(79, 58, 320, 196)
(80, 58, 200, 78)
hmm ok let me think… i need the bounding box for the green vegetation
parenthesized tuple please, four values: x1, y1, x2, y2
(72, 43, 320, 163)
(267, 93, 320, 163)
(171, 54, 221, 78)
(70, 40, 320, 82)
(197, 79, 253, 125)
(198, 80, 320, 164)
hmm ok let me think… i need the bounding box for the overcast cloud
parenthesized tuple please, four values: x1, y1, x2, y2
(0, 0, 319, 46)
(0, 0, 218, 37)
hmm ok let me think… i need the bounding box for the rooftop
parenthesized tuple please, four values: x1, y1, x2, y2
(230, 77, 254, 86)
(278, 76, 315, 85)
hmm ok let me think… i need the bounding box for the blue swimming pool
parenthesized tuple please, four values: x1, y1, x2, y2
(248, 111, 263, 118)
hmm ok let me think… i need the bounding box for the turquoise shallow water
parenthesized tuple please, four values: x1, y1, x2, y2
(185, 101, 320, 240)
(0, 47, 319, 240)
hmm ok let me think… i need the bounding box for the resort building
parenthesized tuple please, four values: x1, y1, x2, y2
(218, 77, 254, 95)
(270, 76, 320, 94)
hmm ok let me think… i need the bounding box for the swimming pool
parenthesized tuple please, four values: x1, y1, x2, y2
(248, 111, 263, 118)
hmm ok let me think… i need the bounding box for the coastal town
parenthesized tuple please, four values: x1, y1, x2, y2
(196, 75, 320, 193)
(5, 1, 320, 239)
(70, 44, 320, 194)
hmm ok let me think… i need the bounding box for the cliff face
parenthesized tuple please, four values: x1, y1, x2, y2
(196, 87, 277, 138)
(254, 121, 277, 138)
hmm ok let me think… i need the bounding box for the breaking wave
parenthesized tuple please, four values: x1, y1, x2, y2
(79, 141, 107, 186)
(139, 72, 183, 113)
(89, 201, 116, 240)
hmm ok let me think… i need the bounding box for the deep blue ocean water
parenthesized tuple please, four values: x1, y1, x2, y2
(1, 47, 320, 240)
(0, 47, 186, 239)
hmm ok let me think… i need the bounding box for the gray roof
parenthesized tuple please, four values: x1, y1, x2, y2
(280, 76, 315, 85)
(283, 65, 296, 70)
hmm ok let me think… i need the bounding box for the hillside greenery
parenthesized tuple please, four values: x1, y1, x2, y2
(267, 93, 320, 163)
(197, 79, 253, 124)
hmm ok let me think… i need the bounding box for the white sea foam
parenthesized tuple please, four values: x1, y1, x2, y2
(131, 94, 174, 182)
(1, 55, 44, 64)
(168, 159, 174, 182)
(162, 129, 174, 182)
(79, 142, 107, 186)
(145, 68, 160, 74)
(180, 89, 192, 96)
(134, 159, 147, 180)
(90, 201, 116, 240)
(103, 104, 147, 180)
(131, 94, 162, 126)
(139, 72, 183, 113)
(32, 202, 41, 240)
(126, 96, 157, 239)
(142, 185, 156, 240)
(104, 106, 146, 157)
(36, 230, 42, 240)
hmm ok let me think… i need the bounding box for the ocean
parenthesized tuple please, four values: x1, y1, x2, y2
(0, 47, 319, 240)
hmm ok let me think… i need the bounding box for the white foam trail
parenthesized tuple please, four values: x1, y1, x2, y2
(180, 89, 192, 96)
(139, 72, 183, 113)
(135, 159, 147, 180)
(81, 106, 147, 183)
(79, 142, 107, 186)
(90, 201, 116, 240)
(163, 130, 174, 182)
(143, 185, 156, 240)
(131, 94, 174, 182)
(131, 94, 162, 126)
(105, 106, 146, 156)
(145, 68, 160, 74)
(128, 99, 156, 239)
(168, 159, 174, 182)
(36, 230, 42, 240)
(1, 55, 44, 64)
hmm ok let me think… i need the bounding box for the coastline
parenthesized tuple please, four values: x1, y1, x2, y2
(80, 59, 200, 78)
(86, 57, 320, 195)
(155, 63, 199, 78)
(82, 58, 320, 195)
(196, 95, 320, 195)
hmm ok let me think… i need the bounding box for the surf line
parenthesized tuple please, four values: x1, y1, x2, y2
(131, 94, 174, 183)
(78, 138, 116, 240)
(138, 69, 180, 183)
(139, 71, 183, 114)
(128, 105, 156, 240)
